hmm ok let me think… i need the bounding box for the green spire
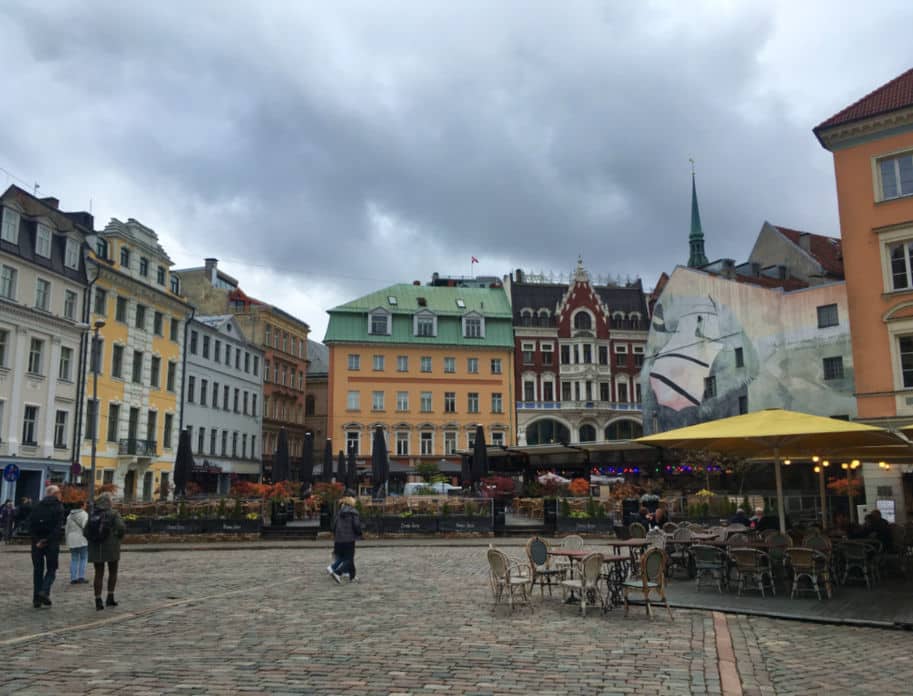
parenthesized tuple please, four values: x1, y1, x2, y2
(688, 169, 708, 267)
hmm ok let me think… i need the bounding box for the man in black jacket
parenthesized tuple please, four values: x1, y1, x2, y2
(29, 485, 64, 608)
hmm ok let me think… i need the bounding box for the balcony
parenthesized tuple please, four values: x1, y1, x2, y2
(516, 401, 642, 412)
(119, 439, 157, 457)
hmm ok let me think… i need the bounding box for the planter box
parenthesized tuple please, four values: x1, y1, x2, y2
(438, 516, 492, 533)
(556, 517, 615, 533)
(217, 519, 260, 533)
(383, 516, 439, 534)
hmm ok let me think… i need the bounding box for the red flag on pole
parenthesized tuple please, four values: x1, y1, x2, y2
(471, 256, 479, 264)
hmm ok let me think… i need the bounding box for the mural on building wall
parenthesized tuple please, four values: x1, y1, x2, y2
(641, 268, 856, 433)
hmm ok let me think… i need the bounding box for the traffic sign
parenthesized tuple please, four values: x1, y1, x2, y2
(3, 463, 19, 483)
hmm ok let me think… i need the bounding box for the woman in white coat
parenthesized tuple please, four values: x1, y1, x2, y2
(65, 500, 89, 584)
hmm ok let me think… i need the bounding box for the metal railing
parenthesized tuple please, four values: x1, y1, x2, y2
(118, 438, 157, 456)
(516, 401, 642, 411)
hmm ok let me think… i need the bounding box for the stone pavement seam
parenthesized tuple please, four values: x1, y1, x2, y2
(713, 611, 743, 696)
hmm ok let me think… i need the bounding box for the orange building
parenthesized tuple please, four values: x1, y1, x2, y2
(815, 68, 913, 522)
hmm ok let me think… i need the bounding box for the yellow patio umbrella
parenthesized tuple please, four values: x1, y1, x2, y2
(636, 409, 904, 532)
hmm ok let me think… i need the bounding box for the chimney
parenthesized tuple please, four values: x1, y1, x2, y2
(40, 197, 59, 210)
(799, 233, 811, 252)
(516, 268, 524, 283)
(413, 280, 421, 286)
(721, 258, 736, 280)
(204, 258, 218, 284)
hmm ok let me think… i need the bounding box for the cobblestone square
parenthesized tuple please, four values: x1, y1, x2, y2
(1, 544, 911, 695)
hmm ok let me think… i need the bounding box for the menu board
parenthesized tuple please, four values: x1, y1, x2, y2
(876, 499, 896, 523)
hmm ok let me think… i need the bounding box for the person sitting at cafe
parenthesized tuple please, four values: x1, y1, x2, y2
(749, 507, 764, 529)
(729, 507, 750, 526)
(637, 506, 653, 527)
(861, 509, 892, 551)
(652, 506, 669, 529)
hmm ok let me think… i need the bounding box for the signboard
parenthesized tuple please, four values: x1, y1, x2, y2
(876, 499, 896, 523)
(2, 463, 19, 483)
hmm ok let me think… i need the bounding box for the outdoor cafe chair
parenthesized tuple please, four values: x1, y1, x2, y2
(555, 535, 585, 577)
(560, 552, 605, 616)
(525, 536, 566, 599)
(487, 547, 533, 613)
(691, 544, 727, 593)
(726, 532, 750, 546)
(662, 522, 679, 534)
(628, 522, 647, 539)
(646, 528, 666, 552)
(667, 527, 693, 578)
(786, 547, 832, 600)
(623, 547, 673, 620)
(729, 548, 776, 598)
(766, 533, 791, 587)
(760, 529, 779, 542)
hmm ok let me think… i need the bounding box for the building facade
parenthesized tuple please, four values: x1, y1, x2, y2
(176, 259, 310, 480)
(324, 281, 515, 472)
(81, 218, 192, 501)
(0, 186, 91, 503)
(303, 339, 329, 461)
(505, 261, 648, 447)
(183, 315, 264, 493)
(815, 68, 913, 522)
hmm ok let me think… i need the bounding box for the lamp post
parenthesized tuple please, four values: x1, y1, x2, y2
(88, 320, 105, 504)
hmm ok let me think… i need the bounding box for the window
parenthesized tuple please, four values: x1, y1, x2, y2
(420, 431, 433, 455)
(244, 352, 250, 373)
(234, 388, 240, 412)
(139, 257, 149, 277)
(420, 391, 432, 412)
(901, 336, 913, 388)
(209, 428, 217, 455)
(597, 345, 608, 366)
(346, 431, 360, 455)
(738, 395, 748, 414)
(187, 375, 196, 403)
(120, 246, 130, 268)
(112, 296, 126, 323)
(467, 357, 479, 374)
(703, 376, 717, 398)
(889, 240, 913, 290)
(1, 207, 19, 243)
(0, 329, 6, 367)
(544, 381, 555, 401)
(396, 431, 409, 456)
(53, 410, 67, 448)
(370, 311, 389, 335)
(202, 335, 210, 359)
(491, 393, 503, 413)
(372, 391, 384, 411)
(58, 346, 73, 381)
(879, 153, 913, 200)
(347, 354, 360, 370)
(135, 304, 146, 330)
(490, 358, 502, 374)
(197, 427, 205, 454)
(347, 390, 360, 410)
(396, 391, 409, 411)
(444, 357, 456, 373)
(34, 278, 50, 311)
(190, 330, 198, 355)
(154, 312, 163, 336)
(464, 316, 483, 338)
(420, 356, 432, 373)
(573, 312, 592, 331)
(163, 413, 174, 449)
(85, 399, 99, 440)
(467, 392, 479, 413)
(63, 238, 80, 269)
(582, 345, 592, 364)
(166, 361, 176, 391)
(397, 355, 408, 371)
(444, 431, 457, 455)
(542, 344, 554, 366)
(132, 350, 143, 383)
(22, 405, 38, 445)
(170, 275, 180, 294)
(817, 304, 839, 328)
(35, 224, 52, 257)
(221, 431, 228, 456)
(232, 432, 238, 457)
(199, 378, 208, 404)
(823, 356, 844, 380)
(562, 381, 572, 401)
(243, 391, 249, 415)
(253, 356, 260, 376)
(110, 345, 123, 379)
(491, 431, 504, 446)
(28, 338, 43, 374)
(63, 290, 77, 320)
(170, 318, 179, 342)
(373, 354, 385, 371)
(223, 385, 230, 410)
(734, 347, 744, 368)
(242, 433, 248, 459)
(444, 392, 456, 413)
(264, 324, 271, 346)
(415, 314, 435, 337)
(617, 382, 628, 402)
(561, 345, 571, 365)
(96, 238, 108, 260)
(212, 382, 220, 408)
(155, 265, 166, 285)
(0, 265, 16, 300)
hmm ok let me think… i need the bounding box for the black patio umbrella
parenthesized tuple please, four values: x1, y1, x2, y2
(337, 450, 346, 484)
(472, 424, 489, 490)
(371, 425, 389, 498)
(300, 432, 315, 484)
(173, 428, 195, 498)
(346, 447, 358, 493)
(272, 428, 290, 483)
(322, 438, 333, 483)
(461, 454, 472, 488)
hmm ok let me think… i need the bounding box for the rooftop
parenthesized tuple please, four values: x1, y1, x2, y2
(815, 68, 913, 134)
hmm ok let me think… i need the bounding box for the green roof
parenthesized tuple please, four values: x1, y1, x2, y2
(325, 283, 514, 347)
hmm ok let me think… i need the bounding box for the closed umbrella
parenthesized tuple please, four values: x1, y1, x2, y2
(472, 424, 488, 489)
(173, 428, 195, 498)
(322, 438, 333, 483)
(337, 450, 346, 484)
(347, 447, 358, 493)
(371, 425, 389, 499)
(461, 454, 472, 488)
(300, 432, 315, 484)
(272, 428, 290, 483)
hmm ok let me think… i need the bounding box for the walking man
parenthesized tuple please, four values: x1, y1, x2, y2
(29, 485, 64, 608)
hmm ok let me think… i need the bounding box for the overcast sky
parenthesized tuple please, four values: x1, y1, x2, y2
(2, 1, 911, 340)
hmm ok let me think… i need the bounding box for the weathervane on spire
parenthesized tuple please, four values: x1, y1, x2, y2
(689, 157, 695, 175)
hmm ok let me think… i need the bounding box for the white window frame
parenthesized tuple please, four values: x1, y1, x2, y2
(420, 431, 434, 456)
(467, 357, 479, 374)
(34, 277, 50, 311)
(28, 338, 43, 374)
(444, 431, 457, 455)
(491, 431, 504, 446)
(443, 356, 456, 373)
(492, 392, 503, 413)
(396, 431, 409, 456)
(54, 409, 68, 448)
(64, 290, 77, 320)
(1, 264, 17, 300)
(413, 310, 437, 337)
(397, 355, 408, 372)
(0, 329, 7, 367)
(396, 391, 409, 411)
(879, 226, 913, 293)
(58, 346, 72, 381)
(347, 390, 360, 410)
(490, 358, 502, 374)
(462, 312, 485, 338)
(65, 238, 80, 269)
(368, 309, 391, 336)
(467, 392, 479, 413)
(876, 150, 913, 202)
(372, 354, 385, 371)
(22, 404, 39, 445)
(347, 354, 360, 371)
(346, 431, 360, 455)
(420, 356, 432, 373)
(35, 223, 52, 258)
(372, 390, 385, 411)
(420, 391, 432, 412)
(1, 207, 20, 244)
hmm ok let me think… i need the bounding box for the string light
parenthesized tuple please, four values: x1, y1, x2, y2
(811, 456, 819, 463)
(822, 460, 830, 467)
(841, 462, 849, 470)
(813, 465, 821, 473)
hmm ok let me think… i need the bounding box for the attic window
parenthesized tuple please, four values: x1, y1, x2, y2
(456, 298, 465, 309)
(417, 297, 427, 307)
(388, 296, 397, 305)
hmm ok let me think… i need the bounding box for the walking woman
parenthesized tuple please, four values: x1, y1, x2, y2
(65, 500, 89, 584)
(326, 496, 362, 583)
(87, 492, 126, 610)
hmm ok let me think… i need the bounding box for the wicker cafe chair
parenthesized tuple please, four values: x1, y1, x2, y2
(525, 536, 565, 598)
(487, 547, 533, 613)
(623, 547, 673, 620)
(554, 534, 585, 577)
(628, 522, 647, 539)
(729, 548, 776, 598)
(646, 528, 666, 552)
(786, 547, 832, 600)
(692, 544, 727, 593)
(667, 527, 693, 578)
(662, 522, 679, 534)
(560, 552, 605, 616)
(839, 541, 874, 589)
(726, 532, 750, 546)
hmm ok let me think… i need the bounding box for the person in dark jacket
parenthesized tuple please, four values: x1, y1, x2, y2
(28, 486, 64, 608)
(326, 497, 362, 583)
(15, 497, 32, 537)
(0, 499, 14, 543)
(729, 508, 751, 526)
(88, 492, 127, 610)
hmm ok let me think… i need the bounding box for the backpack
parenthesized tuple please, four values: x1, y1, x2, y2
(85, 509, 112, 543)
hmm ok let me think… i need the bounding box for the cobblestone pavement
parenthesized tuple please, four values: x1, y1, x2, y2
(0, 545, 911, 695)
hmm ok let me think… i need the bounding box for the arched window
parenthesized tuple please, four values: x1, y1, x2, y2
(525, 419, 571, 446)
(573, 312, 592, 330)
(579, 424, 596, 442)
(604, 420, 643, 440)
(305, 394, 316, 417)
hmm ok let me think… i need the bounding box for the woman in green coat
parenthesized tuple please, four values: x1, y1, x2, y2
(87, 492, 126, 611)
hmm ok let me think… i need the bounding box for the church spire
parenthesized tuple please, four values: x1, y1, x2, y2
(688, 162, 708, 267)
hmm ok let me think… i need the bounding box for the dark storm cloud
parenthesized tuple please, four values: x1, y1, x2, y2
(2, 1, 913, 337)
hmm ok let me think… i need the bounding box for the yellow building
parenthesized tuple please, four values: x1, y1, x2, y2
(80, 218, 192, 500)
(325, 281, 515, 481)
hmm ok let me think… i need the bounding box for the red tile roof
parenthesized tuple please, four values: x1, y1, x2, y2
(773, 225, 844, 278)
(815, 68, 913, 132)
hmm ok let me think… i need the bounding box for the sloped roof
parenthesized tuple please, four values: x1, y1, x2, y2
(306, 339, 329, 376)
(815, 68, 913, 132)
(773, 225, 844, 278)
(510, 281, 648, 321)
(329, 283, 512, 317)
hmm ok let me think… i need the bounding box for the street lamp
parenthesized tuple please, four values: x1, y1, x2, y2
(88, 320, 105, 503)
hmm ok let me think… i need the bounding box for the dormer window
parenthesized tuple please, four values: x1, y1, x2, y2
(369, 309, 390, 335)
(1, 207, 19, 244)
(95, 238, 108, 260)
(120, 246, 130, 268)
(64, 238, 80, 269)
(170, 275, 180, 294)
(462, 313, 484, 338)
(414, 310, 437, 337)
(387, 295, 398, 305)
(573, 310, 593, 331)
(35, 223, 52, 258)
